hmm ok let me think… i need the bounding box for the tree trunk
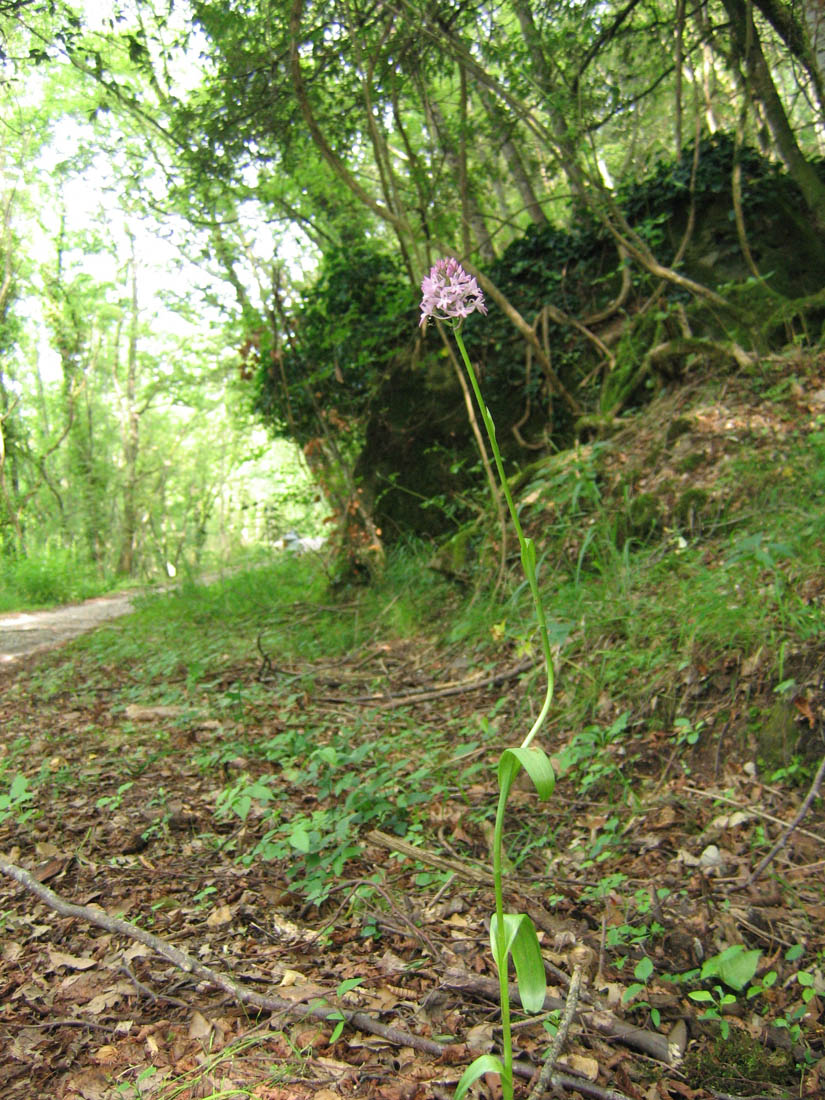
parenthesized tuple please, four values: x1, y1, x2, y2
(423, 96, 496, 262)
(750, 0, 825, 116)
(509, 0, 589, 204)
(117, 244, 140, 577)
(722, 0, 825, 232)
(478, 86, 549, 226)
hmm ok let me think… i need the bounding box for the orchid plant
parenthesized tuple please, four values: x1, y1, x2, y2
(420, 258, 557, 1100)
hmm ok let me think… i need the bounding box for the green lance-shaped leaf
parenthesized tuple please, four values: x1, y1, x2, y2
(498, 746, 556, 801)
(454, 1053, 507, 1100)
(490, 912, 547, 1013)
(520, 535, 537, 578)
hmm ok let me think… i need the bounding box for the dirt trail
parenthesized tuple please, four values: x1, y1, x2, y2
(0, 591, 140, 664)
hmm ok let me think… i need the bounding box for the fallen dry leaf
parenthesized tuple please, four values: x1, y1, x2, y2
(560, 1052, 599, 1079)
(188, 1009, 214, 1040)
(47, 947, 98, 971)
(91, 1044, 120, 1064)
(206, 902, 233, 927)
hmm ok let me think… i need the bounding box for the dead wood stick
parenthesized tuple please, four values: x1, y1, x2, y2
(0, 854, 444, 1057)
(321, 657, 539, 706)
(367, 829, 580, 912)
(442, 967, 674, 1064)
(527, 954, 586, 1100)
(682, 785, 825, 846)
(368, 828, 492, 885)
(1, 856, 634, 1099)
(737, 751, 825, 890)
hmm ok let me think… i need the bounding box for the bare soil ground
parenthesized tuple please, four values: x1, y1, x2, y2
(0, 593, 139, 664)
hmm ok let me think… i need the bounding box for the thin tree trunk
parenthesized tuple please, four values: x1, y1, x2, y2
(509, 0, 589, 203)
(423, 94, 496, 261)
(675, 0, 685, 155)
(478, 86, 549, 226)
(117, 243, 140, 576)
(722, 0, 825, 232)
(750, 0, 825, 116)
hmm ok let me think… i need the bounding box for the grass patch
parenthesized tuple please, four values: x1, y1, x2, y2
(0, 547, 113, 611)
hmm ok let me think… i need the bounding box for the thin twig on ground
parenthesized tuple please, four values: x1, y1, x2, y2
(736, 751, 825, 890)
(0, 854, 445, 1057)
(683, 784, 825, 847)
(321, 656, 539, 706)
(527, 948, 587, 1100)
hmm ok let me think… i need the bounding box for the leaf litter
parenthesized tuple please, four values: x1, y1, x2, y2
(2, 361, 825, 1099)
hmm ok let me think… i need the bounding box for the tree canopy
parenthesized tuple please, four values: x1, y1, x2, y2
(2, 0, 825, 568)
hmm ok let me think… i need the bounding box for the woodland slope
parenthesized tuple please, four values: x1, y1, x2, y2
(1, 356, 825, 1099)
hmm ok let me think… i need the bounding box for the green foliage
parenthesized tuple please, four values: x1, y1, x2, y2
(555, 712, 633, 798)
(0, 546, 108, 609)
(255, 242, 416, 443)
(656, 941, 819, 1060)
(0, 773, 34, 826)
(698, 944, 762, 992)
(214, 734, 434, 903)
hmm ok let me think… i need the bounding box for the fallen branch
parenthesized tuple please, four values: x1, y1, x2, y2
(683, 785, 825, 847)
(368, 827, 492, 885)
(2, 852, 659, 1093)
(368, 828, 580, 911)
(442, 967, 676, 1064)
(527, 947, 589, 1100)
(321, 656, 539, 706)
(0, 854, 444, 1057)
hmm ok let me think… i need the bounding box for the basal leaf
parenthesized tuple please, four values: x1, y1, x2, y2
(498, 747, 555, 800)
(490, 913, 547, 1014)
(454, 1053, 505, 1100)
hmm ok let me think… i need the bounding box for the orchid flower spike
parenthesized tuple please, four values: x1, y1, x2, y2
(419, 257, 487, 329)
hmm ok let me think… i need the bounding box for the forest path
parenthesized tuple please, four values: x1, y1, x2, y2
(0, 590, 141, 664)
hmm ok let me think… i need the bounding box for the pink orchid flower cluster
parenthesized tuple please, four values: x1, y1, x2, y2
(419, 257, 488, 328)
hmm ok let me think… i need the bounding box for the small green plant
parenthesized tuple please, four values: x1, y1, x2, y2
(319, 977, 366, 1043)
(215, 775, 277, 822)
(684, 945, 762, 1039)
(622, 955, 663, 1028)
(556, 712, 632, 798)
(689, 983, 739, 1039)
(764, 944, 821, 1045)
(96, 780, 134, 812)
(420, 260, 557, 1100)
(673, 715, 704, 748)
(0, 774, 34, 825)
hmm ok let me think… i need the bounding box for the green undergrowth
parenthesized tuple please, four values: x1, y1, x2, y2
(23, 542, 454, 697)
(0, 546, 114, 611)
(4, 366, 824, 1093)
(13, 368, 825, 905)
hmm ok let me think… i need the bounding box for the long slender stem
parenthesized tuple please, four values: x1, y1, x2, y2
(453, 329, 554, 747)
(451, 325, 556, 1100)
(493, 779, 514, 1099)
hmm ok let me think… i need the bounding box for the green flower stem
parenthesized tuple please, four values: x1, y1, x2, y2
(493, 773, 515, 1100)
(453, 327, 556, 1100)
(453, 329, 554, 749)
